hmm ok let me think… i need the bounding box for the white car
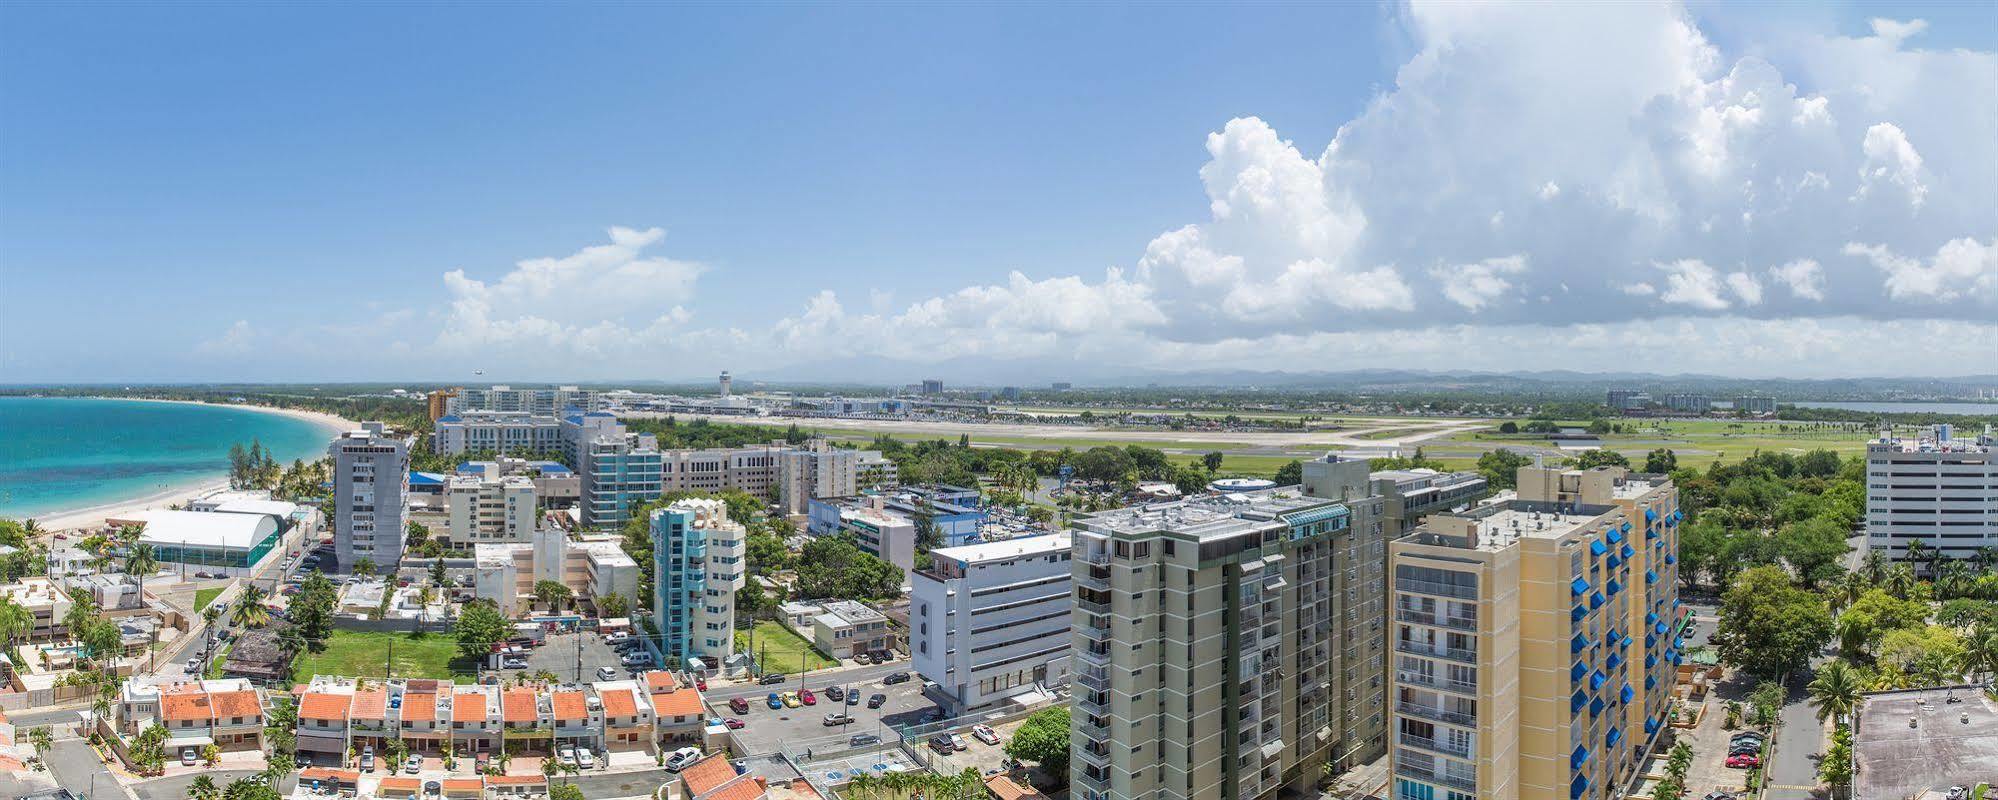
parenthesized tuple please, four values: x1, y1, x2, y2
(403, 754, 421, 774)
(576, 749, 596, 769)
(971, 724, 1000, 745)
(663, 746, 703, 772)
(181, 747, 199, 766)
(185, 657, 201, 672)
(604, 631, 630, 643)
(557, 745, 577, 768)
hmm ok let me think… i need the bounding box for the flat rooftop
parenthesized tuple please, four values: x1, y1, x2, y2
(1854, 687, 1998, 799)
(1870, 436, 1992, 454)
(1399, 499, 1619, 552)
(1076, 490, 1329, 541)
(1613, 478, 1659, 499)
(928, 532, 1071, 564)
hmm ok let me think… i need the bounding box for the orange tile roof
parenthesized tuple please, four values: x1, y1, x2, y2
(161, 692, 212, 723)
(299, 767, 358, 783)
(678, 753, 739, 795)
(550, 690, 586, 720)
(350, 690, 387, 720)
(643, 670, 678, 693)
(599, 688, 637, 717)
(441, 778, 483, 791)
(702, 777, 769, 800)
(209, 690, 263, 719)
(484, 775, 547, 786)
(401, 691, 437, 722)
(378, 778, 421, 793)
(502, 688, 538, 723)
(451, 690, 488, 722)
(298, 692, 350, 721)
(984, 775, 1051, 800)
(649, 685, 704, 718)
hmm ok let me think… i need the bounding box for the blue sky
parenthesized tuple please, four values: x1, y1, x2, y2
(2, 2, 1993, 383)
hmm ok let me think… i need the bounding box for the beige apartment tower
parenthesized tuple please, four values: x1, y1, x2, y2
(1387, 466, 1683, 800)
(1070, 487, 1390, 800)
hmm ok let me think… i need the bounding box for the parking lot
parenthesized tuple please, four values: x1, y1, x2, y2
(517, 630, 640, 683)
(921, 716, 1020, 776)
(725, 670, 940, 757)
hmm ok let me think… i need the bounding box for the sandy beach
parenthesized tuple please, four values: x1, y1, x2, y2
(27, 398, 361, 532)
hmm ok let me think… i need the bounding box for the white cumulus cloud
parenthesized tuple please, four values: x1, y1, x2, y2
(1434, 256, 1529, 311)
(1845, 238, 1998, 304)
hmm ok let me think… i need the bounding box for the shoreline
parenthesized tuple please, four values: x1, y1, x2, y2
(17, 397, 363, 531)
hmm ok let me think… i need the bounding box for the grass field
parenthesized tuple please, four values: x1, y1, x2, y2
(291, 630, 477, 682)
(1430, 418, 1874, 469)
(737, 621, 837, 674)
(195, 587, 224, 613)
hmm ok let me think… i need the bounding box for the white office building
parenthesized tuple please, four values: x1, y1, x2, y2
(912, 533, 1073, 715)
(445, 475, 538, 545)
(330, 422, 414, 574)
(1865, 426, 1998, 567)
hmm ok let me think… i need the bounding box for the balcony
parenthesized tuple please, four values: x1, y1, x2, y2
(1074, 742, 1110, 769)
(1396, 701, 1476, 727)
(1076, 718, 1109, 740)
(1082, 551, 1110, 566)
(1396, 671, 1478, 696)
(1077, 666, 1109, 692)
(1400, 731, 1472, 759)
(1076, 596, 1111, 615)
(1395, 608, 1478, 632)
(1395, 639, 1477, 664)
(1395, 578, 1478, 600)
(1395, 760, 1476, 793)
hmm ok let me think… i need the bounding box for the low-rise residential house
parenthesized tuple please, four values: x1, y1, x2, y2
(812, 600, 892, 660)
(0, 579, 71, 642)
(595, 681, 652, 750)
(398, 681, 445, 754)
(550, 689, 594, 752)
(500, 686, 551, 755)
(451, 685, 501, 755)
(679, 752, 770, 800)
(645, 671, 707, 745)
(118, 678, 266, 754)
(295, 687, 354, 763)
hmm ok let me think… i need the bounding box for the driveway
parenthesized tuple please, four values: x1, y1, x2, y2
(1763, 667, 1829, 800)
(704, 660, 911, 703)
(131, 769, 285, 800)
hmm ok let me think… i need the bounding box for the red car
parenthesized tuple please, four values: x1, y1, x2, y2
(696, 677, 708, 691)
(729, 698, 749, 714)
(800, 689, 817, 706)
(1725, 753, 1760, 769)
(723, 718, 745, 730)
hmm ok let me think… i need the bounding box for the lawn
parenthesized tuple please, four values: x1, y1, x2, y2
(290, 630, 478, 682)
(195, 587, 225, 613)
(736, 621, 836, 675)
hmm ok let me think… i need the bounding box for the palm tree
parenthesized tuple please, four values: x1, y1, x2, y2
(1964, 628, 1998, 683)
(1972, 546, 1998, 574)
(0, 597, 33, 653)
(845, 773, 879, 799)
(1829, 572, 1867, 616)
(26, 726, 52, 761)
(1884, 564, 1918, 600)
(189, 775, 218, 800)
(232, 585, 273, 628)
(1935, 559, 1970, 599)
(1903, 539, 1931, 576)
(1807, 660, 1865, 725)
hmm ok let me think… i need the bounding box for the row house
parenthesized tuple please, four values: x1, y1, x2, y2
(119, 678, 265, 754)
(645, 671, 707, 745)
(291, 672, 699, 762)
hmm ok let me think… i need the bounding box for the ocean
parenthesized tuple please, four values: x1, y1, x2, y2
(1792, 401, 1998, 416)
(0, 397, 337, 520)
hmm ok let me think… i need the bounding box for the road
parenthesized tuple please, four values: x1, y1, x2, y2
(703, 660, 911, 703)
(130, 769, 293, 800)
(1763, 665, 1828, 800)
(44, 737, 127, 800)
(564, 767, 672, 799)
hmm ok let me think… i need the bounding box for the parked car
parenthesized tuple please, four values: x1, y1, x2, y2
(695, 677, 707, 691)
(404, 754, 422, 774)
(883, 671, 911, 685)
(557, 746, 577, 768)
(604, 631, 630, 643)
(800, 689, 817, 706)
(782, 692, 802, 708)
(825, 686, 844, 701)
(853, 652, 874, 665)
(620, 653, 652, 667)
(185, 657, 201, 672)
(181, 747, 199, 766)
(846, 690, 860, 706)
(361, 746, 375, 772)
(723, 718, 746, 730)
(849, 733, 881, 747)
(1699, 792, 1736, 800)
(664, 747, 703, 772)
(972, 724, 1000, 745)
(576, 749, 596, 769)
(947, 733, 968, 751)
(867, 693, 887, 709)
(1724, 753, 1760, 768)
(597, 666, 617, 681)
(766, 693, 783, 709)
(1945, 788, 1969, 800)
(758, 673, 786, 685)
(823, 713, 853, 726)
(1727, 741, 1762, 755)
(502, 658, 527, 670)
(729, 697, 750, 714)
(928, 734, 957, 753)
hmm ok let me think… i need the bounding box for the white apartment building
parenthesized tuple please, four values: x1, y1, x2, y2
(0, 578, 72, 641)
(330, 422, 413, 574)
(1866, 426, 1998, 567)
(446, 475, 537, 545)
(445, 385, 602, 416)
(649, 498, 747, 666)
(473, 529, 640, 618)
(777, 441, 897, 515)
(432, 411, 566, 456)
(815, 498, 917, 588)
(912, 533, 1073, 715)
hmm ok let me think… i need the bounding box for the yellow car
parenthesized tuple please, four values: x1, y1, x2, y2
(782, 691, 801, 708)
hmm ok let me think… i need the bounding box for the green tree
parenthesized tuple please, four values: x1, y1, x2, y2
(232, 585, 273, 628)
(533, 580, 573, 612)
(1475, 449, 1532, 490)
(353, 558, 377, 579)
(794, 537, 902, 601)
(912, 502, 943, 556)
(290, 570, 338, 652)
(1877, 625, 1967, 680)
(549, 785, 585, 800)
(1714, 566, 1833, 677)
(1201, 452, 1224, 472)
(1775, 516, 1851, 589)
(1806, 660, 1864, 725)
(1586, 418, 1613, 435)
(1575, 449, 1629, 469)
(1273, 460, 1303, 486)
(1643, 448, 1678, 473)
(406, 521, 432, 548)
(430, 556, 448, 587)
(595, 592, 629, 619)
(454, 599, 512, 659)
(1497, 421, 1519, 434)
(189, 775, 219, 800)
(1004, 705, 1071, 782)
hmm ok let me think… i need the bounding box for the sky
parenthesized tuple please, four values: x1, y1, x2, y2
(1, 2, 1994, 385)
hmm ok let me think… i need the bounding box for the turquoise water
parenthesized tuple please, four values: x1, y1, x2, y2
(0, 397, 337, 520)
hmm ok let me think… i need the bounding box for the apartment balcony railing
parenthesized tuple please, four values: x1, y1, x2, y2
(1395, 579, 1479, 600)
(1399, 731, 1472, 759)
(1395, 639, 1477, 664)
(1395, 671, 1478, 696)
(1076, 719, 1109, 741)
(1076, 596, 1111, 615)
(1082, 551, 1110, 566)
(1074, 743, 1110, 769)
(1396, 701, 1476, 728)
(1395, 760, 1477, 793)
(1395, 608, 1478, 632)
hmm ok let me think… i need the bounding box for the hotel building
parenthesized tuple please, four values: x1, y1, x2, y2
(1304, 456, 1490, 537)
(446, 385, 602, 417)
(432, 411, 566, 456)
(1864, 427, 1998, 567)
(330, 422, 414, 573)
(1069, 488, 1390, 800)
(912, 533, 1073, 716)
(1386, 465, 1682, 800)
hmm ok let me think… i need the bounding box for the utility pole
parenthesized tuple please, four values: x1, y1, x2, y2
(574, 630, 582, 683)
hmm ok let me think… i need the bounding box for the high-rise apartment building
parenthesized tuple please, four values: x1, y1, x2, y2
(446, 385, 601, 416)
(1660, 394, 1711, 414)
(433, 411, 566, 455)
(1735, 396, 1777, 415)
(912, 533, 1073, 715)
(1069, 488, 1389, 800)
(1605, 390, 1649, 412)
(1865, 427, 1997, 566)
(426, 388, 458, 421)
(777, 441, 887, 515)
(1304, 456, 1489, 537)
(330, 422, 414, 573)
(649, 499, 747, 666)
(1386, 466, 1680, 800)
(562, 412, 664, 530)
(445, 474, 537, 545)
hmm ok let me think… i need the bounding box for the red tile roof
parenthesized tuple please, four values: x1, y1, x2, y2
(299, 767, 359, 784)
(298, 692, 350, 721)
(161, 692, 212, 723)
(378, 778, 421, 793)
(209, 690, 263, 720)
(350, 690, 387, 720)
(702, 778, 769, 800)
(650, 685, 704, 718)
(484, 775, 547, 786)
(401, 691, 437, 722)
(599, 688, 637, 717)
(643, 670, 678, 693)
(550, 691, 586, 721)
(502, 688, 539, 723)
(451, 691, 488, 723)
(678, 753, 739, 795)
